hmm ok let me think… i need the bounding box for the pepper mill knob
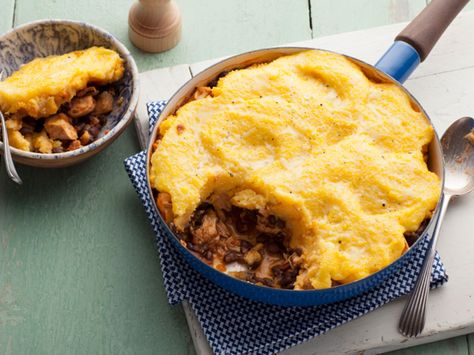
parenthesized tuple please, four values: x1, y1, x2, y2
(128, 0, 182, 53)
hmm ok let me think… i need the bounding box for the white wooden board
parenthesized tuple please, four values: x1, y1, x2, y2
(136, 11, 474, 354)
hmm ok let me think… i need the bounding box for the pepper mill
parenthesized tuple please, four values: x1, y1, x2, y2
(128, 0, 182, 53)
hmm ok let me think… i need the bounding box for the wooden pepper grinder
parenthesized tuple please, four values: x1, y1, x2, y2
(128, 0, 182, 53)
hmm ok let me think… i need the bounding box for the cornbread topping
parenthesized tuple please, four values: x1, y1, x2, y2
(0, 47, 124, 153)
(149, 50, 441, 289)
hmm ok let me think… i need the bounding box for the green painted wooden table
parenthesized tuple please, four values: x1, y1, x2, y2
(1, 1, 474, 354)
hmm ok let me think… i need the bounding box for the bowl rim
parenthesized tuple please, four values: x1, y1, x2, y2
(144, 46, 445, 297)
(0, 19, 140, 161)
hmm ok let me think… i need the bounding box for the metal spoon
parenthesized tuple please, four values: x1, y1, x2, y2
(399, 116, 474, 337)
(0, 70, 22, 185)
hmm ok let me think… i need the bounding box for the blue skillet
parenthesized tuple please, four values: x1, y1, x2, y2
(146, 0, 469, 306)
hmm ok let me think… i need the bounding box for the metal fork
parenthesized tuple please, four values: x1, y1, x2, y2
(0, 70, 22, 184)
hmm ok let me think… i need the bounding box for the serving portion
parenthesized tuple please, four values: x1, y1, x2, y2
(149, 50, 441, 290)
(0, 47, 124, 153)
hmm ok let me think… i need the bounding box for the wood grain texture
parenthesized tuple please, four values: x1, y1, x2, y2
(190, 11, 474, 83)
(128, 0, 182, 53)
(310, 0, 426, 36)
(0, 0, 15, 33)
(13, 0, 311, 72)
(310, 0, 474, 38)
(140, 0, 312, 71)
(466, 333, 474, 354)
(386, 335, 468, 355)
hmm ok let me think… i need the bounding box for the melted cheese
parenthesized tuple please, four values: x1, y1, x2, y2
(0, 47, 124, 118)
(150, 50, 441, 289)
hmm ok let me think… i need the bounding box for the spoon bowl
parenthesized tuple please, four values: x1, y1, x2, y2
(441, 116, 474, 195)
(399, 116, 474, 337)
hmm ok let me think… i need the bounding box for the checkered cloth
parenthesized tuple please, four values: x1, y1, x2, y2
(124, 100, 448, 355)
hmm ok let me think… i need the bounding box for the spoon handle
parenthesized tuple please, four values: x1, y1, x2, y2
(398, 193, 451, 337)
(1, 111, 22, 185)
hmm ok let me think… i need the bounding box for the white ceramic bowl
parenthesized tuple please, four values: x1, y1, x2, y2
(0, 19, 139, 167)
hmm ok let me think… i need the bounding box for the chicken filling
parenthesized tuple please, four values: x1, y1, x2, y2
(156, 191, 430, 289)
(157, 192, 304, 289)
(2, 85, 120, 153)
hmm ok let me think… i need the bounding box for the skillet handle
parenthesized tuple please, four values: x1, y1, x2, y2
(375, 0, 469, 83)
(396, 0, 469, 61)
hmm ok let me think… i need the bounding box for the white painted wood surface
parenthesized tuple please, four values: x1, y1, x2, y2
(136, 11, 474, 354)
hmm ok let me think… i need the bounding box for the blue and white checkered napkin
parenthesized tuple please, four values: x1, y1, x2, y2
(124, 100, 448, 355)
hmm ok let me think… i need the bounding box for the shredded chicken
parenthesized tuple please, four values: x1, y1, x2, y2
(44, 113, 78, 140)
(68, 95, 96, 118)
(92, 91, 114, 115)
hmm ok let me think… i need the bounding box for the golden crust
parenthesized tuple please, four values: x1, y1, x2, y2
(0, 47, 124, 118)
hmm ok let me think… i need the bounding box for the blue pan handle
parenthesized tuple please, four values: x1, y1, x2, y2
(375, 0, 469, 83)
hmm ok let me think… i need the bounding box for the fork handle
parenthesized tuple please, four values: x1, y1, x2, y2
(398, 193, 451, 337)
